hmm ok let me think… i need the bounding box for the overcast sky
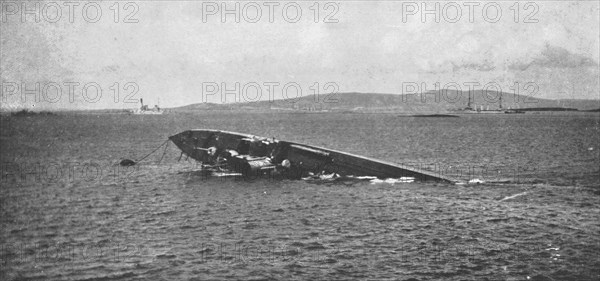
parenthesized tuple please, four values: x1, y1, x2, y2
(1, 1, 598, 110)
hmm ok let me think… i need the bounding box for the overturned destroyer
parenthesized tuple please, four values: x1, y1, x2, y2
(169, 129, 456, 183)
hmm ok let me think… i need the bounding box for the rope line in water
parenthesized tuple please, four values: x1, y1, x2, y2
(158, 140, 169, 164)
(120, 139, 169, 166)
(136, 139, 169, 163)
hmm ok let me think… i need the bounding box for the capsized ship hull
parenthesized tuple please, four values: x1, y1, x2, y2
(169, 129, 457, 183)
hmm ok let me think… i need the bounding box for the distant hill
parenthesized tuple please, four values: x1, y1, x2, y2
(173, 91, 600, 113)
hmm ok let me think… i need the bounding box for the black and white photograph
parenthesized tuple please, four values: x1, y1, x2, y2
(1, 1, 599, 280)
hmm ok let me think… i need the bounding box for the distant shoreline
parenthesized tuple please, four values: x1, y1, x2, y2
(4, 91, 599, 113)
(2, 108, 599, 116)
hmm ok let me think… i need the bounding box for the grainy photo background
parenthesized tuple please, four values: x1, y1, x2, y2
(1, 1, 599, 280)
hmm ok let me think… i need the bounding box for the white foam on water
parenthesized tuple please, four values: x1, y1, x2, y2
(212, 172, 242, 177)
(370, 177, 415, 184)
(468, 178, 486, 184)
(353, 176, 377, 180)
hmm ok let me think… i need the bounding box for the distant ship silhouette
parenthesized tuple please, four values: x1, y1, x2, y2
(456, 93, 524, 114)
(132, 98, 164, 115)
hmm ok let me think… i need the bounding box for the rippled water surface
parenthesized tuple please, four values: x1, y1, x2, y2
(1, 112, 599, 280)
